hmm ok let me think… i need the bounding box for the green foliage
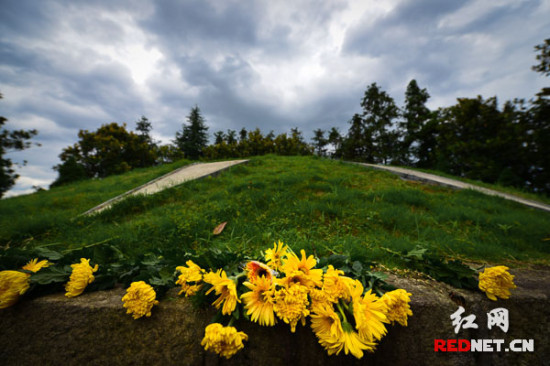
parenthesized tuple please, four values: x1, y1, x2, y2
(335, 74, 549, 194)
(532, 38, 550, 78)
(50, 156, 88, 187)
(327, 127, 342, 158)
(311, 128, 328, 156)
(174, 105, 209, 160)
(401, 79, 431, 164)
(2, 155, 548, 279)
(53, 122, 157, 186)
(318, 254, 394, 295)
(340, 83, 400, 164)
(382, 246, 478, 289)
(203, 127, 312, 159)
(0, 93, 39, 197)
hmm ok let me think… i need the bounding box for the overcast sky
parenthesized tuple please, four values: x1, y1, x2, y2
(1, 0, 548, 197)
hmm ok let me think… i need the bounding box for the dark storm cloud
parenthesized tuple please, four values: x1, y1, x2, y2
(142, 1, 260, 48)
(138, 0, 301, 135)
(341, 0, 548, 108)
(0, 1, 55, 38)
(140, 0, 354, 139)
(342, 0, 462, 56)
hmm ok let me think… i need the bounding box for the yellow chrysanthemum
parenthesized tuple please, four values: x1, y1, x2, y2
(340, 322, 374, 359)
(310, 302, 344, 353)
(245, 260, 275, 284)
(323, 265, 353, 303)
(350, 281, 388, 343)
(204, 269, 240, 315)
(273, 283, 310, 332)
(64, 258, 98, 298)
(0, 270, 30, 309)
(176, 260, 205, 297)
(281, 249, 323, 288)
(380, 289, 413, 326)
(241, 276, 276, 326)
(311, 302, 375, 359)
(264, 240, 289, 271)
(201, 323, 248, 359)
(478, 266, 516, 301)
(309, 287, 331, 312)
(121, 281, 159, 319)
(21, 258, 50, 273)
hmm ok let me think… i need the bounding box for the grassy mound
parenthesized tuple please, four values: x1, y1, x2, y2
(1, 155, 549, 269)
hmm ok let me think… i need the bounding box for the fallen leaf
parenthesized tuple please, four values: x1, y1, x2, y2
(213, 222, 227, 235)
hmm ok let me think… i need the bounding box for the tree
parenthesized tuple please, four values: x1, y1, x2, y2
(533, 38, 550, 77)
(134, 115, 158, 168)
(0, 93, 39, 197)
(435, 96, 516, 182)
(415, 110, 440, 169)
(136, 116, 153, 142)
(527, 39, 550, 192)
(239, 127, 248, 142)
(53, 122, 157, 185)
(355, 83, 400, 164)
(327, 127, 342, 157)
(50, 155, 87, 187)
(341, 114, 369, 160)
(311, 128, 328, 156)
(526, 97, 550, 193)
(214, 131, 225, 145)
(533, 39, 550, 97)
(226, 129, 237, 144)
(401, 80, 431, 164)
(174, 106, 209, 160)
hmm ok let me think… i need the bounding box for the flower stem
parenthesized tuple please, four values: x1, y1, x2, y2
(336, 302, 348, 323)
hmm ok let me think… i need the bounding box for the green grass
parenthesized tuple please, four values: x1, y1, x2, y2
(0, 159, 191, 245)
(1, 155, 549, 270)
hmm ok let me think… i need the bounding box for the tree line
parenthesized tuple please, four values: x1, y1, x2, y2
(48, 37, 550, 194)
(0, 39, 548, 197)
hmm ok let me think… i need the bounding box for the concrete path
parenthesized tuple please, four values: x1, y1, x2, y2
(82, 160, 248, 215)
(356, 163, 550, 212)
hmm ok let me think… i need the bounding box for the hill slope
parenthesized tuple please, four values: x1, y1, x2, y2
(1, 155, 549, 269)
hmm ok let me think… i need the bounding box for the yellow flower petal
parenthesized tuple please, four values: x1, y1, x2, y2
(121, 281, 159, 319)
(64, 258, 98, 298)
(479, 266, 516, 301)
(0, 271, 30, 309)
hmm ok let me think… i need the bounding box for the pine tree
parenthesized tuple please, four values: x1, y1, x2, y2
(360, 83, 400, 164)
(402, 80, 431, 164)
(226, 130, 237, 144)
(311, 128, 327, 156)
(328, 127, 343, 158)
(175, 106, 209, 160)
(214, 131, 225, 145)
(136, 116, 153, 142)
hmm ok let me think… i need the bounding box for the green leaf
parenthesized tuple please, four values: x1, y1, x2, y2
(405, 246, 427, 260)
(352, 261, 363, 274)
(34, 247, 64, 261)
(30, 266, 69, 285)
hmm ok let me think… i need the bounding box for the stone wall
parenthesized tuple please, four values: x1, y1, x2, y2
(1, 268, 548, 365)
